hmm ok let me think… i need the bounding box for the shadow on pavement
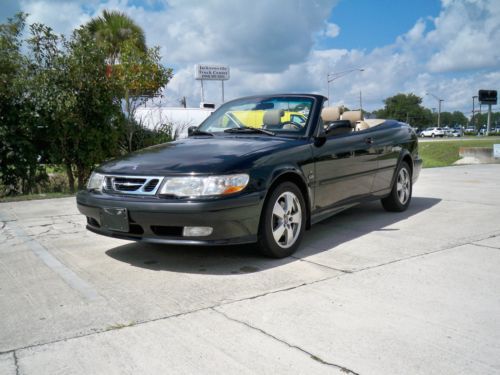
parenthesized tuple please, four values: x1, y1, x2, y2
(105, 197, 441, 275)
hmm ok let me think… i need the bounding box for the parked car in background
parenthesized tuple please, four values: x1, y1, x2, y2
(77, 94, 422, 258)
(442, 127, 453, 137)
(451, 129, 462, 137)
(420, 127, 445, 138)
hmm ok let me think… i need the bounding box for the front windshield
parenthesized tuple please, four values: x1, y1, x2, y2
(198, 96, 314, 136)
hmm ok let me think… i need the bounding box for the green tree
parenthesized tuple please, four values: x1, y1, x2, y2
(0, 13, 46, 195)
(85, 10, 146, 64)
(374, 93, 433, 128)
(28, 23, 122, 191)
(114, 40, 173, 151)
(86, 11, 173, 152)
(438, 111, 468, 127)
(474, 111, 500, 129)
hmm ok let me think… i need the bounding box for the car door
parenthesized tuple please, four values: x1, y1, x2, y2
(312, 129, 378, 211)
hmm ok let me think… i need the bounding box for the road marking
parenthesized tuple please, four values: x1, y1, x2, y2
(0, 212, 100, 301)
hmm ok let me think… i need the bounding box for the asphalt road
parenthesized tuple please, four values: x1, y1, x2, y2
(1, 165, 500, 374)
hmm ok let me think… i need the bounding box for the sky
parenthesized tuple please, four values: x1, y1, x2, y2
(2, 0, 499, 114)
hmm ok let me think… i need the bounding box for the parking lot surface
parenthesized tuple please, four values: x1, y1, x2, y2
(1, 164, 500, 374)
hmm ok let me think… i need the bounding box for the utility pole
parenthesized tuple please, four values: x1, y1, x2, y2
(472, 95, 477, 130)
(326, 68, 364, 105)
(426, 92, 444, 128)
(359, 91, 363, 117)
(438, 99, 443, 128)
(487, 104, 492, 136)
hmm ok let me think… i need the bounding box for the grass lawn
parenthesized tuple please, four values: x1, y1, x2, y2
(419, 139, 499, 168)
(0, 192, 74, 203)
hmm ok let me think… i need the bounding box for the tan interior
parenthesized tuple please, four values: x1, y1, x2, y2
(341, 110, 362, 126)
(321, 106, 343, 123)
(263, 109, 284, 127)
(321, 106, 386, 133)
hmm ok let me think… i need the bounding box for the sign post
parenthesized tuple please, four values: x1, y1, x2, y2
(478, 90, 497, 136)
(195, 64, 230, 105)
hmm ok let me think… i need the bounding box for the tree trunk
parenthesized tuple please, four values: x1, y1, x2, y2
(65, 162, 75, 193)
(125, 90, 133, 152)
(76, 165, 88, 191)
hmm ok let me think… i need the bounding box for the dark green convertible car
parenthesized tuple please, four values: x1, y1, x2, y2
(77, 94, 422, 258)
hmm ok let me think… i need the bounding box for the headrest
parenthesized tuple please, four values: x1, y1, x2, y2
(341, 110, 362, 126)
(321, 106, 342, 122)
(263, 109, 284, 126)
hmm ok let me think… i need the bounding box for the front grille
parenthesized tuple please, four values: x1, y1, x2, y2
(144, 179, 159, 192)
(103, 175, 164, 195)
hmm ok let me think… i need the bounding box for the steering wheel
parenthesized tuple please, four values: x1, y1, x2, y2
(280, 121, 302, 130)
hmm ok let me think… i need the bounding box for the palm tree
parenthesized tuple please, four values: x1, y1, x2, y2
(85, 10, 146, 64)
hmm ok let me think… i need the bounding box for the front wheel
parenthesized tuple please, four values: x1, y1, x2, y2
(258, 182, 306, 258)
(381, 161, 412, 212)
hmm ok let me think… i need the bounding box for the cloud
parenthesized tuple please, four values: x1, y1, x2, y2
(19, 0, 92, 36)
(324, 22, 340, 38)
(3, 0, 500, 114)
(423, 0, 500, 73)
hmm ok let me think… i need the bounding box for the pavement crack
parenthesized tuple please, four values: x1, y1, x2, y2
(291, 256, 353, 273)
(212, 308, 360, 375)
(470, 242, 500, 250)
(13, 350, 20, 375)
(351, 233, 499, 274)
(0, 277, 344, 355)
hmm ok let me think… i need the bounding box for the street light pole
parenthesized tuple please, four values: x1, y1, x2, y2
(438, 99, 443, 128)
(426, 92, 444, 128)
(326, 68, 364, 106)
(472, 95, 477, 130)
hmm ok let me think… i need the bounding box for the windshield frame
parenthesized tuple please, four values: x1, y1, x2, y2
(197, 94, 321, 138)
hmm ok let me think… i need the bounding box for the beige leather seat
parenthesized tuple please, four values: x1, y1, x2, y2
(341, 110, 363, 131)
(321, 106, 343, 123)
(263, 109, 284, 129)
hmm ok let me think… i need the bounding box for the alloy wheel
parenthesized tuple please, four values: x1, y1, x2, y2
(396, 167, 411, 205)
(271, 191, 302, 248)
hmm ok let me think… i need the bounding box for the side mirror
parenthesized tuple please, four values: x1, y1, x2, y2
(187, 126, 198, 136)
(314, 130, 327, 147)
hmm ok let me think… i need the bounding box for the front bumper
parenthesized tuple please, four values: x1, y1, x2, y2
(76, 191, 264, 245)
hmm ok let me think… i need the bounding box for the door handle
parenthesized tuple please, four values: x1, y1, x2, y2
(365, 137, 374, 144)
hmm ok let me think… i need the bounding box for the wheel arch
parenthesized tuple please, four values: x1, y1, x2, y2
(263, 169, 312, 230)
(388, 150, 414, 190)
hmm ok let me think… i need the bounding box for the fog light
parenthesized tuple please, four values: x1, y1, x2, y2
(182, 226, 213, 237)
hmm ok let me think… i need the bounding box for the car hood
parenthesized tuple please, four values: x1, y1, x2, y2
(97, 136, 294, 175)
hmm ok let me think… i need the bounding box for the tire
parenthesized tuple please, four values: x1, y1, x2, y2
(381, 161, 412, 212)
(257, 182, 306, 258)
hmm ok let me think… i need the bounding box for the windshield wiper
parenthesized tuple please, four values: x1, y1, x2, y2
(189, 129, 214, 136)
(224, 126, 275, 136)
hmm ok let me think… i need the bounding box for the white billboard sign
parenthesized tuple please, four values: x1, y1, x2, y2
(195, 64, 230, 81)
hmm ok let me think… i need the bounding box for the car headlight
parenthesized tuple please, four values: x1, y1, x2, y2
(87, 172, 105, 191)
(159, 174, 249, 197)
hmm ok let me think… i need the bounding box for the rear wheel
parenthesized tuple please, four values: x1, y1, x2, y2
(381, 161, 412, 212)
(258, 182, 306, 258)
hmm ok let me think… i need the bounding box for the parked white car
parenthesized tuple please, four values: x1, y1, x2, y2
(420, 127, 445, 138)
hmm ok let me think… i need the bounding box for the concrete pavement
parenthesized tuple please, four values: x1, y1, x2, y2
(1, 164, 500, 374)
